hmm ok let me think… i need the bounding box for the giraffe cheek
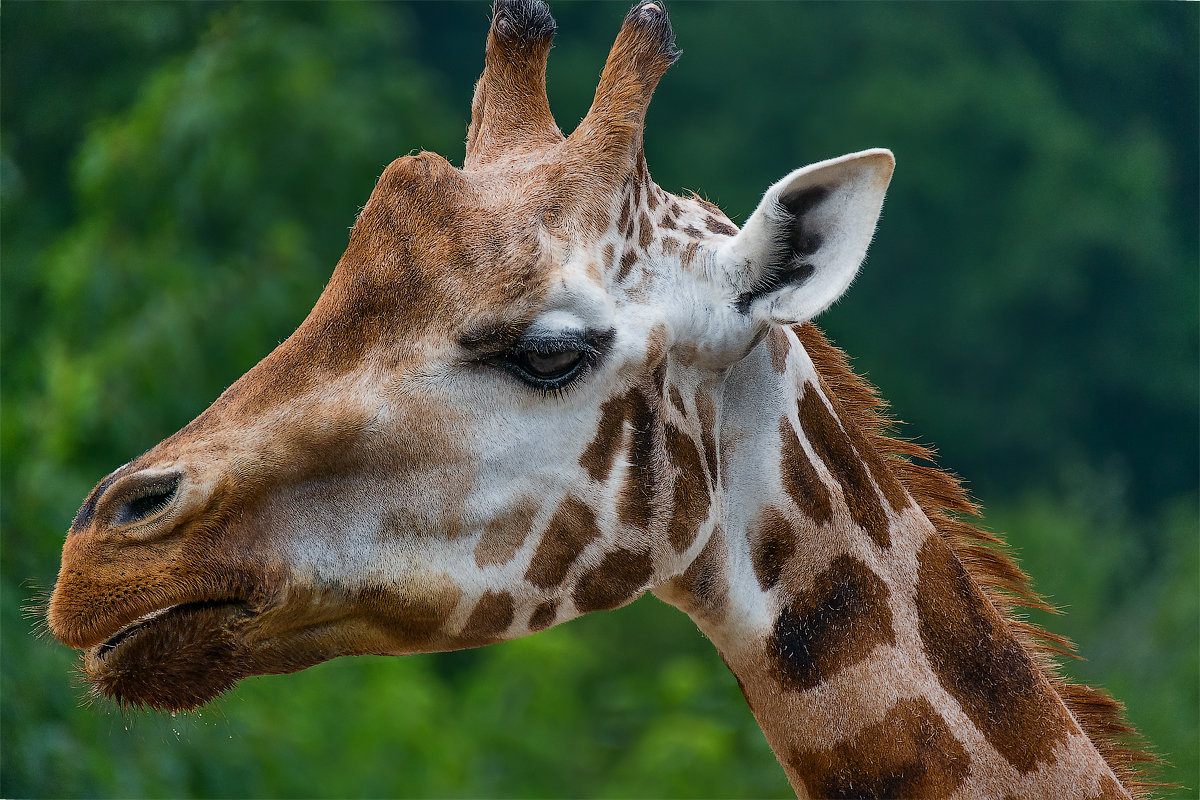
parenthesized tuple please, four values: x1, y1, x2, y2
(474, 498, 540, 569)
(580, 394, 631, 483)
(615, 388, 660, 531)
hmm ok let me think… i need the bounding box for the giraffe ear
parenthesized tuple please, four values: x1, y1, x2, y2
(718, 149, 894, 325)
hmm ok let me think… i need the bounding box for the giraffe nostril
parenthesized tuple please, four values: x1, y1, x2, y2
(110, 473, 181, 527)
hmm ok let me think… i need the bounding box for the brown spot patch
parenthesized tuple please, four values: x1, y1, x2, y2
(768, 554, 894, 691)
(459, 590, 515, 642)
(474, 498, 539, 568)
(915, 536, 1072, 773)
(651, 360, 667, 401)
(616, 249, 638, 282)
(602, 242, 615, 271)
(750, 505, 795, 591)
(705, 215, 738, 237)
(528, 600, 558, 631)
(660, 214, 677, 230)
(669, 529, 729, 619)
(665, 423, 710, 553)
(681, 241, 700, 267)
(767, 326, 790, 373)
(691, 195, 721, 215)
(617, 389, 659, 530)
(617, 197, 632, 236)
(790, 698, 971, 799)
(838, 412, 909, 516)
(694, 390, 719, 484)
(580, 395, 629, 483)
(668, 385, 686, 418)
(779, 417, 833, 524)
(645, 323, 669, 367)
(661, 236, 679, 255)
(1085, 775, 1125, 800)
(638, 212, 653, 250)
(682, 224, 703, 238)
(523, 496, 601, 589)
(798, 385, 891, 547)
(357, 575, 463, 651)
(573, 549, 654, 612)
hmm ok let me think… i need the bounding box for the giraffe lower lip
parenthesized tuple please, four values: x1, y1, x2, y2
(95, 599, 246, 660)
(96, 605, 180, 657)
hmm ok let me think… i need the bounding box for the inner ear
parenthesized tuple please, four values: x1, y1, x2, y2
(720, 149, 894, 327)
(780, 185, 829, 256)
(734, 186, 830, 313)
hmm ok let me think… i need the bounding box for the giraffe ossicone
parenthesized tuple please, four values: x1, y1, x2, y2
(48, 1, 1152, 797)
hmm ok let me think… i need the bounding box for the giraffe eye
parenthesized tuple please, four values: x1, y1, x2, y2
(478, 328, 614, 394)
(490, 340, 597, 392)
(515, 349, 586, 380)
(501, 347, 590, 391)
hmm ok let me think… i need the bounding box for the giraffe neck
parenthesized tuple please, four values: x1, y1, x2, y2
(656, 324, 1129, 800)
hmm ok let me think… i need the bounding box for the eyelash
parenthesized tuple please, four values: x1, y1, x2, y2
(489, 338, 601, 396)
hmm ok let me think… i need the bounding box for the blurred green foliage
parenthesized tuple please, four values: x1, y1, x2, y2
(2, 2, 1196, 797)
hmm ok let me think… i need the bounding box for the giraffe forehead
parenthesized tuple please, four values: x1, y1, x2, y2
(332, 155, 573, 341)
(335, 148, 738, 355)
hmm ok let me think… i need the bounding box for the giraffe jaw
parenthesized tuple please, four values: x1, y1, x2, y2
(73, 574, 462, 711)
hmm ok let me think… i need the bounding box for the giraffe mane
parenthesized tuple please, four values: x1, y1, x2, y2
(795, 322, 1160, 798)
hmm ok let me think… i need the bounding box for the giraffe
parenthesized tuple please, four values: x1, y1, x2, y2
(46, 1, 1154, 797)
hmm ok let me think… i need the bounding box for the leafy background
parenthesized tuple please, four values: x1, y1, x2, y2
(2, 2, 1196, 797)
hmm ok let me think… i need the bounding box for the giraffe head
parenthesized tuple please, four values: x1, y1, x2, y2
(48, 0, 892, 711)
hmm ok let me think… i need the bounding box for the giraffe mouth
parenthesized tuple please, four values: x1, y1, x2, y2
(71, 577, 462, 712)
(82, 598, 256, 711)
(93, 598, 249, 658)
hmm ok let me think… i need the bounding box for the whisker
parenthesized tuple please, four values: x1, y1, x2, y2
(23, 583, 55, 640)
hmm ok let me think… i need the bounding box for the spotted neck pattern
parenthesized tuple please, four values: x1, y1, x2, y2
(656, 324, 1142, 799)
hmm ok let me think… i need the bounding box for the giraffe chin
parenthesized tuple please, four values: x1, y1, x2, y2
(81, 599, 256, 711)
